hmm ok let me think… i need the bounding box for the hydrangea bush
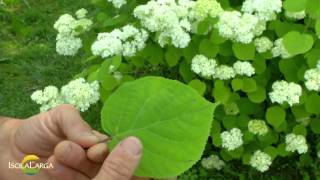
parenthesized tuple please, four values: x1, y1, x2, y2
(31, 0, 320, 178)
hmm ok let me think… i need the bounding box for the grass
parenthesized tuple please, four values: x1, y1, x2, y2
(0, 0, 102, 130)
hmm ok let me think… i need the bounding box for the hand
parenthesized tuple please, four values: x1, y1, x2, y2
(0, 104, 145, 180)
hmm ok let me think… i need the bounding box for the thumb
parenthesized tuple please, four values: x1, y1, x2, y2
(93, 137, 143, 180)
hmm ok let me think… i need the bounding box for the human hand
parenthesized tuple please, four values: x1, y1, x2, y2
(0, 104, 145, 180)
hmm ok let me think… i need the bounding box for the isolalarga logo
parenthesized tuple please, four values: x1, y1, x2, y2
(8, 155, 54, 175)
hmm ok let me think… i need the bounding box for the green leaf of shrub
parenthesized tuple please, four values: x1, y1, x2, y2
(247, 86, 266, 103)
(310, 118, 320, 134)
(305, 94, 320, 114)
(266, 106, 286, 128)
(282, 31, 314, 56)
(101, 77, 216, 178)
(306, 0, 320, 19)
(232, 42, 255, 60)
(165, 46, 182, 67)
(241, 78, 257, 93)
(188, 79, 206, 95)
(293, 124, 307, 136)
(283, 0, 307, 12)
(199, 39, 219, 58)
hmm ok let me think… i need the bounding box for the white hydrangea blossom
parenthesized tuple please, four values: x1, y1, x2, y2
(194, 0, 223, 21)
(304, 61, 320, 91)
(201, 155, 225, 170)
(233, 61, 255, 77)
(271, 38, 291, 59)
(91, 25, 148, 58)
(75, 8, 88, 19)
(221, 128, 243, 151)
(61, 78, 100, 112)
(248, 119, 268, 136)
(107, 0, 126, 8)
(213, 65, 236, 80)
(191, 55, 217, 78)
(31, 78, 100, 112)
(133, 0, 196, 48)
(254, 36, 273, 53)
(285, 133, 308, 154)
(241, 0, 282, 22)
(250, 150, 272, 172)
(54, 10, 92, 56)
(269, 80, 302, 106)
(285, 11, 306, 20)
(216, 11, 261, 44)
(56, 36, 82, 56)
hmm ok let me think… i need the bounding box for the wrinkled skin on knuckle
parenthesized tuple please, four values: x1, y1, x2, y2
(103, 158, 133, 180)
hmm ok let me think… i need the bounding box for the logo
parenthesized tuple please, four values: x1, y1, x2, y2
(8, 155, 54, 175)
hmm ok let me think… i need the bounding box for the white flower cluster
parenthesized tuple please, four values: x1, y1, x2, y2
(285, 11, 306, 20)
(31, 78, 100, 112)
(54, 9, 92, 56)
(216, 11, 264, 44)
(213, 65, 236, 80)
(201, 155, 225, 170)
(31, 86, 64, 112)
(285, 133, 308, 154)
(194, 0, 223, 21)
(271, 38, 291, 59)
(75, 8, 88, 19)
(191, 55, 255, 80)
(233, 61, 255, 77)
(241, 0, 282, 22)
(191, 55, 217, 78)
(269, 80, 302, 106)
(250, 150, 272, 172)
(304, 61, 320, 91)
(133, 0, 195, 48)
(221, 128, 243, 151)
(254, 36, 273, 53)
(91, 25, 148, 58)
(107, 0, 126, 8)
(248, 119, 268, 136)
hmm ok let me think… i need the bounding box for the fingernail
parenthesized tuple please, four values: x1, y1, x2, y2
(120, 137, 142, 155)
(82, 132, 99, 142)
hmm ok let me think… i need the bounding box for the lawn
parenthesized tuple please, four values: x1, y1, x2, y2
(0, 0, 102, 129)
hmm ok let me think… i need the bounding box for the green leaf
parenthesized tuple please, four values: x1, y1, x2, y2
(231, 78, 243, 91)
(241, 78, 257, 93)
(98, 60, 119, 90)
(282, 31, 314, 56)
(305, 48, 320, 68)
(279, 58, 299, 82)
(213, 80, 231, 104)
(292, 124, 307, 136)
(305, 94, 320, 114)
(179, 60, 196, 83)
(247, 86, 266, 103)
(211, 120, 222, 147)
(210, 28, 226, 44)
(101, 77, 216, 178)
(143, 43, 164, 65)
(310, 118, 320, 134)
(306, 0, 320, 19)
(266, 106, 286, 128)
(199, 39, 219, 58)
(222, 115, 237, 129)
(264, 146, 278, 160)
(165, 46, 182, 67)
(188, 79, 206, 95)
(283, 0, 307, 12)
(316, 21, 320, 39)
(232, 42, 255, 61)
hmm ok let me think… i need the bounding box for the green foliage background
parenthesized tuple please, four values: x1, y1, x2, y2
(1, 0, 320, 179)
